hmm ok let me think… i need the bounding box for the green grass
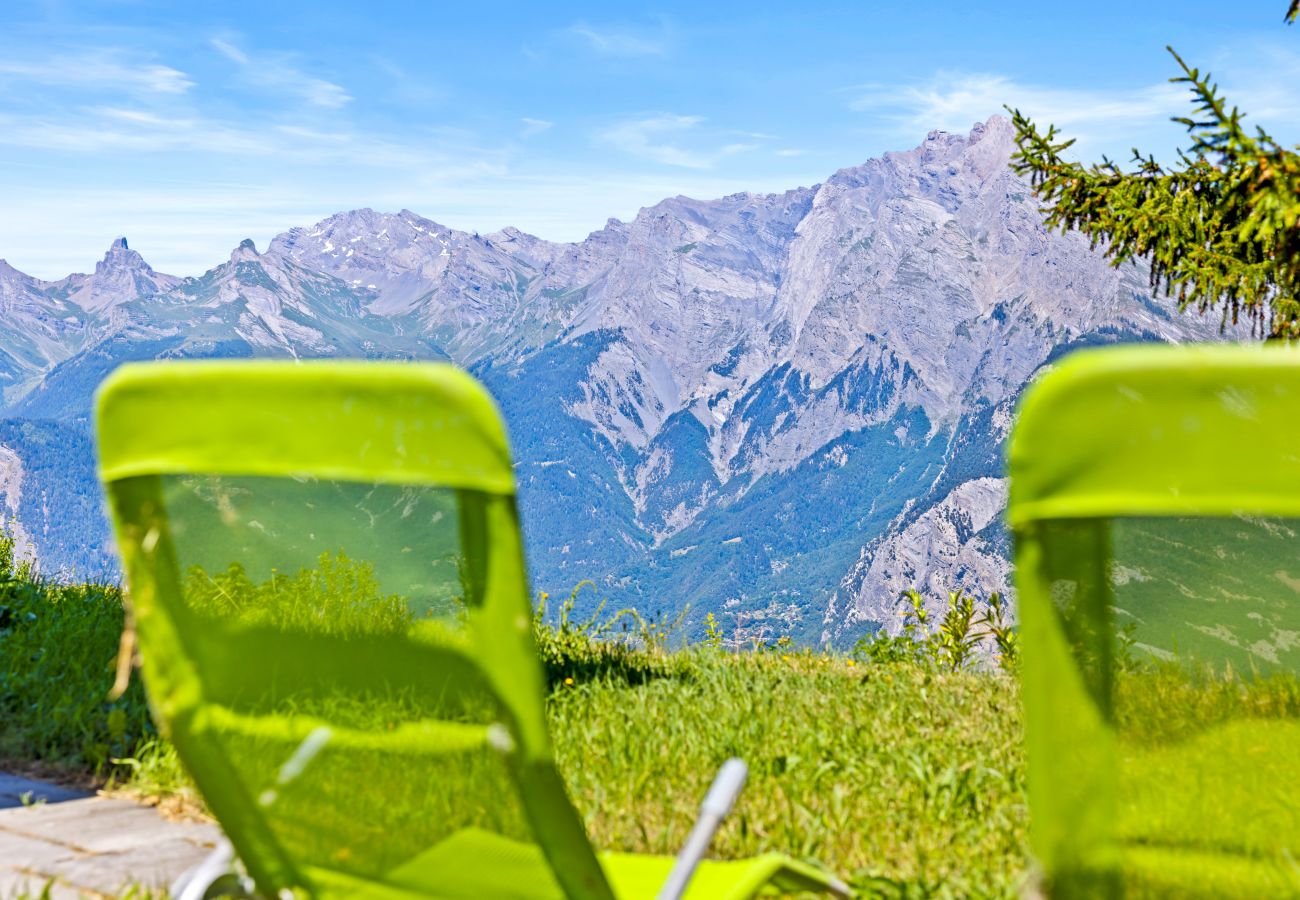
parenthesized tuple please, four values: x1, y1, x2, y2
(1108, 663, 1300, 896)
(14, 527, 1300, 898)
(550, 654, 1026, 897)
(0, 560, 1028, 898)
(0, 571, 154, 776)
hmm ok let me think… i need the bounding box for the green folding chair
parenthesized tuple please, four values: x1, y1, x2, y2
(1009, 344, 1300, 897)
(95, 361, 851, 900)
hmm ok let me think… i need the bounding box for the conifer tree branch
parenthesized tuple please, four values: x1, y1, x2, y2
(1008, 4, 1300, 338)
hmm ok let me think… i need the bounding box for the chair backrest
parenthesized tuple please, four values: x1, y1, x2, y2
(96, 361, 614, 898)
(1009, 344, 1300, 896)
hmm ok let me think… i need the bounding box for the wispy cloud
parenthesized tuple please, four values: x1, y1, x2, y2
(93, 107, 191, 127)
(210, 36, 351, 109)
(0, 104, 436, 166)
(1199, 44, 1300, 134)
(520, 117, 553, 137)
(209, 37, 250, 65)
(565, 21, 669, 57)
(849, 72, 1187, 153)
(848, 48, 1300, 162)
(370, 57, 447, 106)
(597, 114, 757, 169)
(0, 52, 193, 95)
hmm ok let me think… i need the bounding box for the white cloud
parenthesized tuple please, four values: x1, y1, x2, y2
(0, 105, 438, 166)
(0, 112, 220, 154)
(209, 37, 249, 66)
(521, 117, 553, 137)
(1198, 44, 1300, 141)
(209, 36, 351, 109)
(597, 114, 757, 169)
(566, 21, 668, 57)
(370, 57, 447, 106)
(0, 53, 193, 95)
(850, 71, 1188, 157)
(848, 44, 1300, 164)
(297, 79, 351, 110)
(93, 107, 188, 127)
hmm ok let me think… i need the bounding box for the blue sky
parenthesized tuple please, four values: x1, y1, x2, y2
(4, 1, 1299, 279)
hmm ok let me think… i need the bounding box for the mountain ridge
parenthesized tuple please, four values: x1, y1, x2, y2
(0, 115, 1228, 642)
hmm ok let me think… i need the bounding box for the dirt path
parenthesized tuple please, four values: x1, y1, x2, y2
(0, 772, 220, 898)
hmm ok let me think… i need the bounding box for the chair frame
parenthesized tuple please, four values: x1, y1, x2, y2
(1008, 343, 1300, 891)
(97, 360, 850, 900)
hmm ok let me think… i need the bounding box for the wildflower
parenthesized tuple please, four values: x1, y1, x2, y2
(845, 659, 856, 668)
(563, 677, 574, 686)
(781, 654, 791, 662)
(540, 592, 550, 601)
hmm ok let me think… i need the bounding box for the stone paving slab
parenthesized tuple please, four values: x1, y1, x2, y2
(0, 779, 222, 898)
(0, 775, 90, 812)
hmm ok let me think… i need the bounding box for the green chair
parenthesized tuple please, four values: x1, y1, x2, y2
(1009, 344, 1300, 898)
(95, 361, 851, 900)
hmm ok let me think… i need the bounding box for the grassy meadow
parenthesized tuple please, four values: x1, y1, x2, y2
(0, 541, 1029, 898)
(13, 517, 1300, 898)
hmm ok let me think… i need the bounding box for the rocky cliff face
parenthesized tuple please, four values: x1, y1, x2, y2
(0, 116, 1227, 639)
(826, 476, 1012, 641)
(0, 445, 37, 566)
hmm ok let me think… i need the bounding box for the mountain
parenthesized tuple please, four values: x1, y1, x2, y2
(53, 236, 182, 315)
(0, 116, 1226, 640)
(9, 237, 449, 421)
(0, 260, 90, 403)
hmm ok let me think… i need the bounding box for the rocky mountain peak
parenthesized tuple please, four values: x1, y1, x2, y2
(967, 114, 1013, 144)
(915, 114, 1014, 160)
(824, 116, 1016, 197)
(95, 237, 150, 275)
(954, 114, 1018, 181)
(901, 115, 1016, 183)
(267, 207, 478, 318)
(0, 259, 30, 282)
(0, 258, 89, 393)
(0, 259, 42, 312)
(230, 239, 260, 263)
(54, 237, 180, 313)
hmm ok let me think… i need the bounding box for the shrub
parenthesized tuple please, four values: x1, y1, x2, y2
(855, 586, 1020, 673)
